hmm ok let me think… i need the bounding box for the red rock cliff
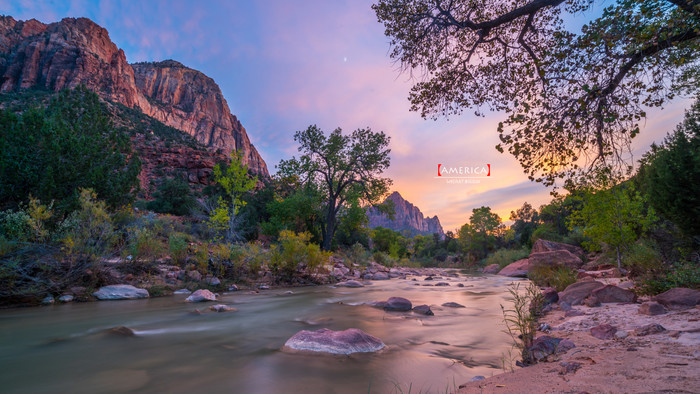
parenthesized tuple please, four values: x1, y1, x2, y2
(368, 192, 445, 238)
(0, 16, 268, 176)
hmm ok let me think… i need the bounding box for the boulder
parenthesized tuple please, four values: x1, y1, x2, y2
(638, 302, 666, 316)
(591, 285, 637, 303)
(497, 259, 532, 277)
(577, 268, 621, 279)
(383, 297, 412, 311)
(442, 302, 465, 308)
(209, 304, 237, 312)
(558, 281, 605, 305)
(482, 264, 501, 274)
(590, 324, 617, 340)
(654, 288, 700, 309)
(528, 336, 576, 361)
(227, 284, 240, 292)
(336, 280, 364, 288)
(531, 239, 584, 259)
(412, 304, 434, 315)
(283, 328, 385, 354)
(106, 326, 136, 337)
(185, 289, 217, 302)
(58, 295, 74, 303)
(41, 296, 55, 305)
(528, 250, 583, 269)
(542, 288, 559, 305)
(634, 323, 666, 336)
(205, 277, 221, 286)
(434, 282, 450, 286)
(187, 270, 203, 281)
(93, 285, 149, 300)
(371, 272, 390, 280)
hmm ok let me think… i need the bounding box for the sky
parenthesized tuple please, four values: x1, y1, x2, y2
(0, 0, 691, 231)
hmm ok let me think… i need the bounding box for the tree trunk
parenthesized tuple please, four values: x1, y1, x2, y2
(616, 246, 621, 270)
(322, 200, 336, 251)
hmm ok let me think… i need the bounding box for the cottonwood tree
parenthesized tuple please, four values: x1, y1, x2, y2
(209, 152, 258, 242)
(278, 125, 392, 250)
(373, 0, 700, 186)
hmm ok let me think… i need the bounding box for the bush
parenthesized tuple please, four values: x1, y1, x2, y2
(485, 247, 529, 269)
(168, 232, 189, 265)
(528, 264, 577, 292)
(229, 242, 266, 279)
(372, 251, 394, 267)
(639, 262, 700, 294)
(622, 240, 664, 278)
(60, 189, 115, 261)
(347, 242, 369, 266)
(124, 227, 164, 262)
(146, 177, 197, 216)
(269, 231, 326, 279)
(0, 209, 31, 242)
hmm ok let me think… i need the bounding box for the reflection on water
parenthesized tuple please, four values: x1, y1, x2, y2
(0, 272, 525, 393)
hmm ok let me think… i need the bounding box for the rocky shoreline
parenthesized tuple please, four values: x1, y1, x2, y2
(457, 278, 700, 393)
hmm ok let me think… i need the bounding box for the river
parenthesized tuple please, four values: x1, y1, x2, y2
(0, 272, 523, 393)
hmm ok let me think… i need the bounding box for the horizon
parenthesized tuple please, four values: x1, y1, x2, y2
(0, 0, 692, 230)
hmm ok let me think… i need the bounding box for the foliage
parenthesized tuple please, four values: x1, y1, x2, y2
(261, 181, 323, 242)
(168, 232, 190, 265)
(278, 125, 392, 250)
(0, 86, 141, 215)
(484, 247, 530, 269)
(269, 231, 327, 279)
(334, 199, 371, 248)
(372, 226, 410, 259)
(640, 261, 700, 294)
(347, 242, 371, 266)
(372, 250, 395, 267)
(458, 206, 503, 261)
(373, 0, 700, 186)
(0, 209, 32, 242)
(638, 98, 700, 237)
(528, 264, 578, 292)
(569, 177, 656, 267)
(147, 177, 197, 216)
(509, 202, 540, 248)
(621, 239, 665, 278)
(501, 282, 544, 366)
(208, 152, 258, 242)
(60, 189, 115, 261)
(123, 227, 164, 262)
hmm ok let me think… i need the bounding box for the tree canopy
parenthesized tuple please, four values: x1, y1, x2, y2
(373, 0, 700, 186)
(278, 125, 392, 250)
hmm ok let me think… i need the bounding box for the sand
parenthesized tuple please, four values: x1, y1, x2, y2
(457, 296, 700, 393)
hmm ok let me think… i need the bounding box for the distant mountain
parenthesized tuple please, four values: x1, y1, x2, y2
(0, 16, 268, 177)
(368, 192, 445, 238)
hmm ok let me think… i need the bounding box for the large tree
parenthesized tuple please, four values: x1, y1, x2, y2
(373, 0, 700, 186)
(278, 125, 392, 250)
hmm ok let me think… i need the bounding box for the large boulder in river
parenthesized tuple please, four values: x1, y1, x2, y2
(531, 239, 584, 259)
(591, 285, 637, 303)
(284, 328, 385, 354)
(93, 285, 149, 300)
(383, 297, 412, 311)
(482, 264, 501, 274)
(558, 281, 605, 305)
(336, 280, 364, 288)
(528, 250, 583, 269)
(498, 259, 532, 277)
(654, 287, 700, 309)
(185, 289, 217, 302)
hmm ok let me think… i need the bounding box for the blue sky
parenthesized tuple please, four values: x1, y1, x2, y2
(0, 0, 690, 230)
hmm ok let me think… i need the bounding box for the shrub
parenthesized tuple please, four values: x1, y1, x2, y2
(501, 283, 544, 366)
(146, 177, 197, 216)
(639, 261, 700, 294)
(269, 230, 326, 279)
(622, 240, 664, 278)
(192, 243, 210, 274)
(60, 189, 115, 261)
(485, 247, 529, 269)
(168, 232, 189, 265)
(372, 251, 394, 267)
(0, 209, 31, 242)
(229, 242, 266, 279)
(348, 242, 369, 266)
(528, 264, 577, 292)
(124, 227, 164, 262)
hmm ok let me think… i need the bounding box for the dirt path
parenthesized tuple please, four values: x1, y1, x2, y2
(457, 300, 700, 393)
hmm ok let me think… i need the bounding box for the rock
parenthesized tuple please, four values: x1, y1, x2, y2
(424, 276, 434, 281)
(531, 239, 585, 259)
(412, 305, 434, 315)
(559, 281, 605, 305)
(457, 283, 465, 287)
(41, 296, 55, 305)
(442, 302, 465, 308)
(590, 324, 617, 340)
(185, 289, 217, 302)
(369, 301, 387, 308)
(283, 328, 385, 354)
(584, 296, 601, 307)
(528, 250, 583, 269)
(371, 272, 390, 280)
(173, 289, 192, 294)
(577, 268, 622, 279)
(383, 297, 412, 311)
(205, 277, 221, 286)
(591, 285, 637, 303)
(634, 323, 666, 336)
(654, 288, 700, 309)
(542, 288, 559, 305)
(93, 285, 149, 300)
(209, 304, 237, 313)
(258, 285, 270, 290)
(227, 284, 239, 292)
(482, 264, 501, 274)
(565, 309, 584, 317)
(366, 192, 445, 239)
(187, 270, 203, 281)
(336, 280, 364, 288)
(69, 286, 86, 296)
(559, 361, 582, 375)
(58, 295, 74, 303)
(528, 336, 576, 361)
(497, 259, 532, 277)
(106, 326, 136, 337)
(469, 376, 486, 382)
(434, 282, 450, 286)
(638, 302, 666, 316)
(559, 301, 572, 311)
(615, 330, 629, 339)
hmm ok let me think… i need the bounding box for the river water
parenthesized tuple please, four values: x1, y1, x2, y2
(0, 272, 524, 393)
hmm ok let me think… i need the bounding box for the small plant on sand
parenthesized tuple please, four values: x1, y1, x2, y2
(501, 282, 544, 366)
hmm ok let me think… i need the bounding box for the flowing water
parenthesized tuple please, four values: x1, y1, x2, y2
(0, 273, 525, 393)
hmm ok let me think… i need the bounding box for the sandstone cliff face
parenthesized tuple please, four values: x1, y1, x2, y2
(0, 16, 268, 176)
(368, 192, 445, 238)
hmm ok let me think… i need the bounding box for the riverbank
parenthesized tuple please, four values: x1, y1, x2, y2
(457, 282, 700, 393)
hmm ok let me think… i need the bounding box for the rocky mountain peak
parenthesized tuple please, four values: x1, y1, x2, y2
(368, 192, 445, 238)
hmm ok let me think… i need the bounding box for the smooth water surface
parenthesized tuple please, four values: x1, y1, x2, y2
(0, 273, 524, 393)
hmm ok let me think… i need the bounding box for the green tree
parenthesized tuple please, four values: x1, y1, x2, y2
(0, 87, 141, 214)
(458, 206, 503, 260)
(569, 178, 656, 268)
(209, 152, 258, 242)
(373, 0, 700, 186)
(147, 177, 197, 216)
(638, 98, 700, 237)
(510, 202, 540, 248)
(278, 125, 392, 250)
